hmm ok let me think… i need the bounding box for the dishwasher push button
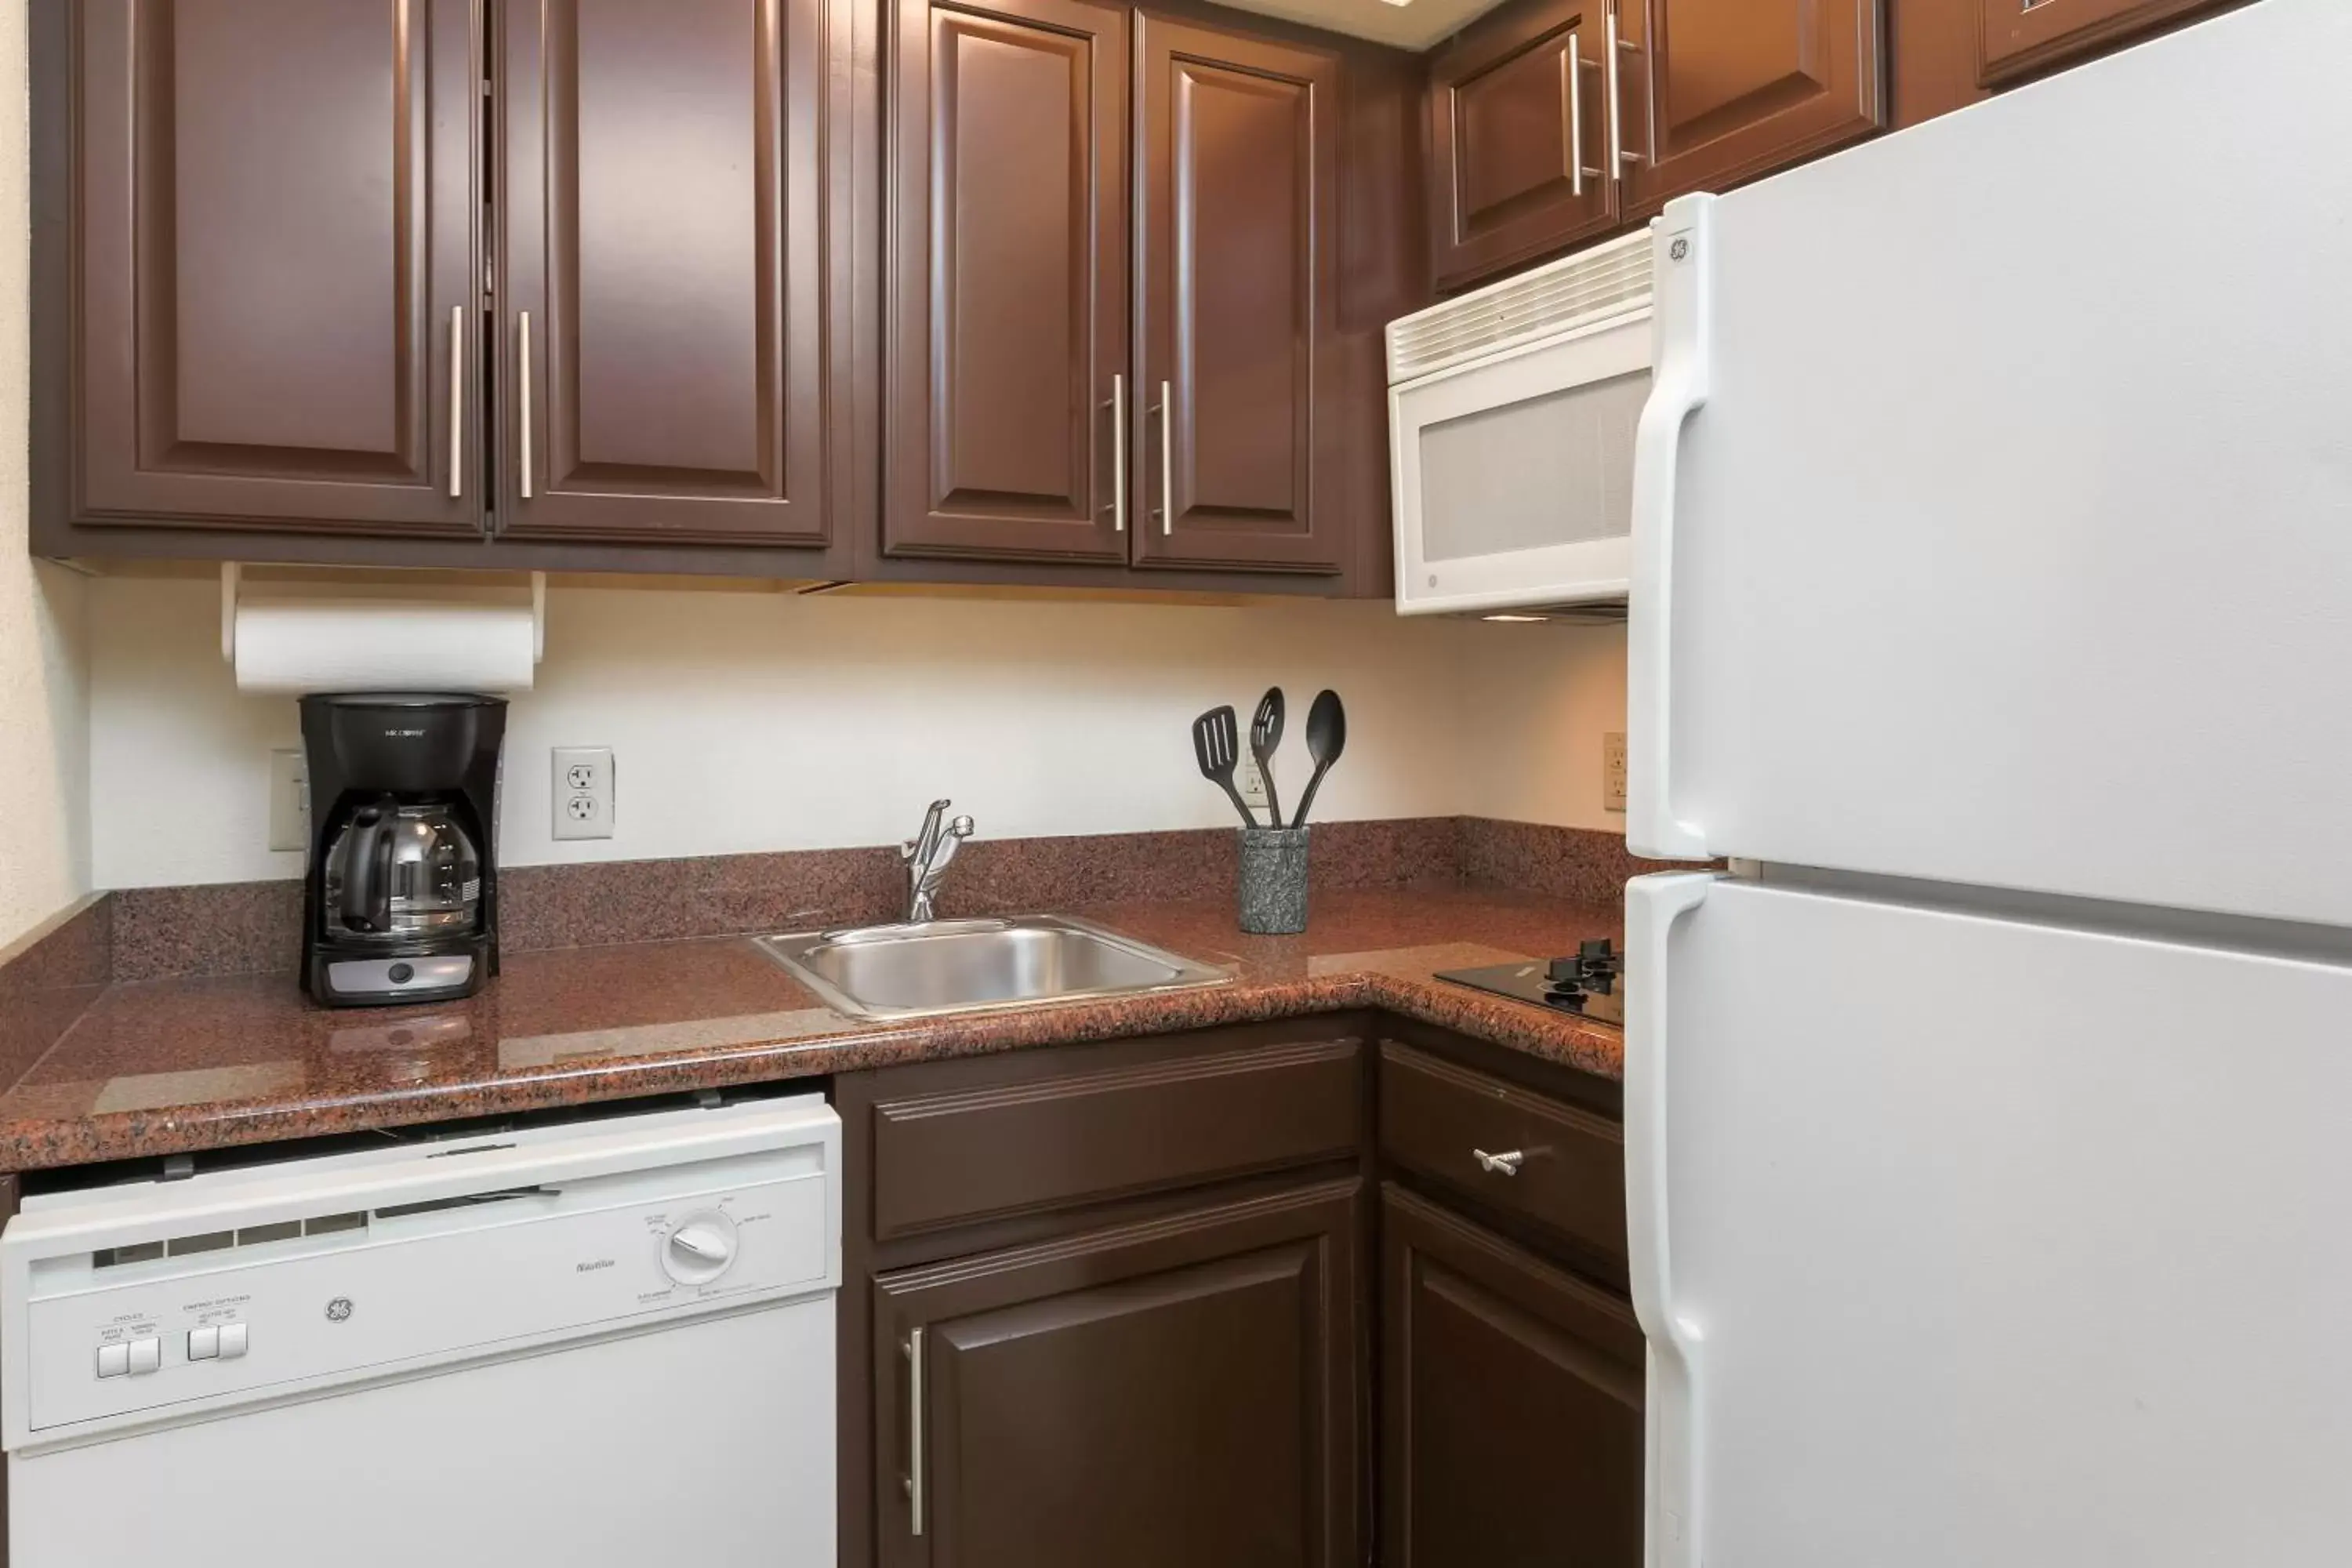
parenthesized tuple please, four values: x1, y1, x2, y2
(187, 1326, 220, 1361)
(218, 1323, 249, 1359)
(126, 1338, 162, 1375)
(95, 1343, 129, 1379)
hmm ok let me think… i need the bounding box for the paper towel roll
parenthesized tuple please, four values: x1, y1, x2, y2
(233, 600, 539, 695)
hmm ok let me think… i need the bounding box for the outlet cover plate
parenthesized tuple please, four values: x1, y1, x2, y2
(1602, 731, 1628, 811)
(552, 746, 615, 840)
(268, 749, 309, 853)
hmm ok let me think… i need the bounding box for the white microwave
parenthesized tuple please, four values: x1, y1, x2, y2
(1385, 230, 1652, 617)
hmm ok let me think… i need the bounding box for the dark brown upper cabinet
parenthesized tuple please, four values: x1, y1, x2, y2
(59, 0, 483, 538)
(884, 3, 1352, 576)
(496, 0, 844, 548)
(1976, 0, 2230, 84)
(872, 1179, 1364, 1568)
(1425, 0, 1615, 292)
(1131, 16, 1344, 573)
(1615, 0, 1887, 217)
(883, 0, 1133, 564)
(1380, 1184, 1644, 1568)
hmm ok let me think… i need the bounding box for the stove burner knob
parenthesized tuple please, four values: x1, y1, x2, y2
(660, 1211, 740, 1287)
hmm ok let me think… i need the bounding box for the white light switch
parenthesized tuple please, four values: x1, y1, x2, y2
(551, 746, 615, 841)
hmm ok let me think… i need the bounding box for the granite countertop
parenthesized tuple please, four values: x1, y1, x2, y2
(0, 887, 1624, 1173)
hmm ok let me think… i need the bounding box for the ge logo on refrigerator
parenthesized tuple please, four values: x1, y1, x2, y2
(1668, 237, 1690, 263)
(325, 1296, 354, 1323)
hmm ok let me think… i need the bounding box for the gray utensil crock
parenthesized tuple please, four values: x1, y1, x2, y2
(1237, 826, 1310, 935)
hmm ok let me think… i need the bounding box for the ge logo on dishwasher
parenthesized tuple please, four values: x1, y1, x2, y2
(325, 1296, 354, 1323)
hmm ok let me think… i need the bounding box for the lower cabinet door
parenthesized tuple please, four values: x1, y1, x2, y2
(1380, 1183, 1643, 1567)
(874, 1178, 1363, 1568)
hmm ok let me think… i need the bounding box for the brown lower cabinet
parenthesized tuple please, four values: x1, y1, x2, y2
(839, 1017, 1641, 1568)
(1380, 1184, 1644, 1567)
(873, 1180, 1364, 1568)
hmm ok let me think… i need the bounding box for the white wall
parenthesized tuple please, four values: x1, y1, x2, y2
(85, 577, 1627, 888)
(1457, 620, 1630, 832)
(0, 0, 93, 949)
(87, 579, 1625, 888)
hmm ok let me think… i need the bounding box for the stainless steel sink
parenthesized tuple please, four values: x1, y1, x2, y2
(753, 914, 1230, 1022)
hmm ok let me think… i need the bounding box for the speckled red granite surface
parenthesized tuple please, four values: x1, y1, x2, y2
(0, 887, 1625, 1173)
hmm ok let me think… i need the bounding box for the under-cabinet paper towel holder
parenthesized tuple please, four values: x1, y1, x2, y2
(220, 563, 547, 666)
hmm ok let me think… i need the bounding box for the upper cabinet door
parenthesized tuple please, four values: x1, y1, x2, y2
(1427, 0, 1616, 292)
(1977, 0, 2223, 85)
(1133, 16, 1341, 573)
(499, 0, 840, 547)
(70, 0, 481, 535)
(1616, 0, 1886, 217)
(884, 0, 1131, 563)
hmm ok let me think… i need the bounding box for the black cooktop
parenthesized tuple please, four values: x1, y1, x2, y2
(1436, 938, 1622, 1025)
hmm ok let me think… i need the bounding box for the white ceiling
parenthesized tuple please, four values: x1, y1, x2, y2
(1206, 0, 1508, 53)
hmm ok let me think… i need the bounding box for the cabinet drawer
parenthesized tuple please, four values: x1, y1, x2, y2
(1378, 1040, 1624, 1269)
(870, 1035, 1363, 1240)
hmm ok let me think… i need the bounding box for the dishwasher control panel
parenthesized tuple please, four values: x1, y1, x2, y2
(0, 1097, 841, 1450)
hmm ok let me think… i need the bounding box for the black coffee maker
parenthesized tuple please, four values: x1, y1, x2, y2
(300, 694, 506, 1007)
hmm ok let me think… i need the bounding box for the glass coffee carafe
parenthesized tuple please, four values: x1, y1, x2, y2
(321, 797, 484, 942)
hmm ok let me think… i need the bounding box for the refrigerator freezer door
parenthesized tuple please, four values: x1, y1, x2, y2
(1624, 873, 2352, 1567)
(1626, 0, 2352, 927)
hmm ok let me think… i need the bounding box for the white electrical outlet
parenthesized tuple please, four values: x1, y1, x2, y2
(551, 746, 615, 840)
(267, 749, 310, 852)
(1602, 731, 1628, 812)
(1237, 752, 1272, 816)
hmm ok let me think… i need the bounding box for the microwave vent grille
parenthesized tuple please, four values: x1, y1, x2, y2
(1387, 230, 1653, 384)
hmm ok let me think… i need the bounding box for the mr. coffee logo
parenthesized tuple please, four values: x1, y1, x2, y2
(325, 1296, 354, 1323)
(381, 728, 426, 739)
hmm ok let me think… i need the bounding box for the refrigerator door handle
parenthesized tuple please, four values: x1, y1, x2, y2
(1628, 194, 1716, 862)
(1625, 870, 1718, 1568)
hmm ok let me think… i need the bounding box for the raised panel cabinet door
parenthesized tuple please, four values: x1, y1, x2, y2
(1133, 16, 1341, 573)
(1615, 0, 1886, 217)
(884, 0, 1131, 562)
(1977, 0, 2228, 83)
(69, 0, 481, 535)
(1427, 0, 1616, 292)
(1379, 1185, 1644, 1568)
(498, 0, 840, 546)
(874, 1179, 1363, 1568)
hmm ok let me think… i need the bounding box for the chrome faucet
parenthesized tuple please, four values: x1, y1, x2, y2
(901, 800, 975, 923)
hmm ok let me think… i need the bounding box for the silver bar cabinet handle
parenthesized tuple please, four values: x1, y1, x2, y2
(1158, 379, 1174, 536)
(1608, 7, 1639, 170)
(905, 1327, 927, 1536)
(1567, 31, 1584, 199)
(448, 307, 463, 499)
(517, 311, 534, 500)
(1474, 1148, 1526, 1176)
(1108, 373, 1126, 532)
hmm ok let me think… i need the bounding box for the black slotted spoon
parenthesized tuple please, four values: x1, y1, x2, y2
(1249, 688, 1286, 832)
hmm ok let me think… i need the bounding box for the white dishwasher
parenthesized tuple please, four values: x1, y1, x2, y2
(0, 1093, 840, 1568)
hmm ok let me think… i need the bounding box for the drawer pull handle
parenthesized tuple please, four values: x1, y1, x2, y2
(1474, 1148, 1525, 1176)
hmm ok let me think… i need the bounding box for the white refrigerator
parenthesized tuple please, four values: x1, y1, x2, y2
(1621, 2, 2352, 1564)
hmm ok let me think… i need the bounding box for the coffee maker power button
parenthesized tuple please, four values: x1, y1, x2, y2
(387, 962, 414, 985)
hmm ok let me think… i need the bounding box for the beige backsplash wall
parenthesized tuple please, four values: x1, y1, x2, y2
(80, 576, 1632, 890)
(0, 0, 95, 950)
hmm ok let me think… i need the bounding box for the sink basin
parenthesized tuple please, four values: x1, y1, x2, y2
(753, 915, 1230, 1022)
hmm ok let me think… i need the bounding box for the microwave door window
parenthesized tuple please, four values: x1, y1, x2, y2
(1417, 368, 1649, 562)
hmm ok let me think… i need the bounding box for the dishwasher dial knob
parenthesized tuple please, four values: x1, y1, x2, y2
(661, 1211, 739, 1286)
